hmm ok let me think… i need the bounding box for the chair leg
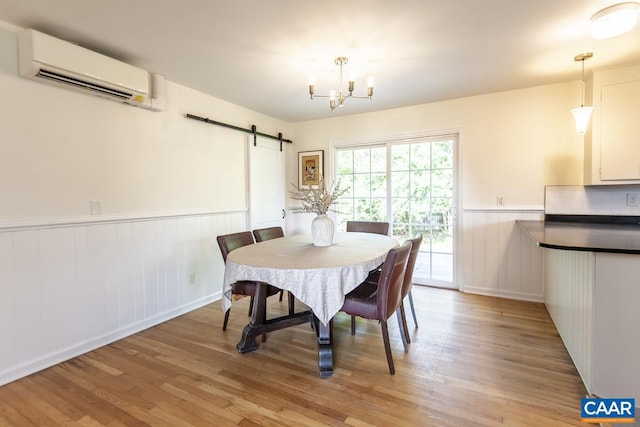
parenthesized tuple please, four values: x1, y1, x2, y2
(222, 309, 230, 331)
(351, 315, 356, 335)
(248, 296, 254, 316)
(408, 290, 418, 328)
(396, 307, 408, 352)
(380, 320, 395, 375)
(279, 289, 284, 302)
(399, 301, 411, 344)
(287, 291, 295, 315)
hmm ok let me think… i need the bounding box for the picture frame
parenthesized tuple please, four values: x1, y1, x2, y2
(298, 150, 324, 189)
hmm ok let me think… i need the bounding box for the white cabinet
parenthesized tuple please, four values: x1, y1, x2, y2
(584, 63, 640, 185)
(592, 253, 640, 401)
(544, 248, 640, 403)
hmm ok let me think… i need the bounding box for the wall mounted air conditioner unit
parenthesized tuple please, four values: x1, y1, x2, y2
(18, 29, 164, 111)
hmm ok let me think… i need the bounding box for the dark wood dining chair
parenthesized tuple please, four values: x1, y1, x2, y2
(339, 241, 412, 374)
(346, 220, 390, 236)
(345, 220, 391, 330)
(252, 226, 295, 315)
(252, 226, 284, 242)
(397, 236, 422, 343)
(216, 231, 281, 338)
(356, 236, 423, 346)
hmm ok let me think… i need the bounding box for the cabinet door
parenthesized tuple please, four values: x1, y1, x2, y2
(600, 79, 640, 181)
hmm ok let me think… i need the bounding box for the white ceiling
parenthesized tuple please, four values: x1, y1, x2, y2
(0, 0, 638, 122)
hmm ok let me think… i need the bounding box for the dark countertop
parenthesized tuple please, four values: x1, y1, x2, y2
(517, 220, 640, 254)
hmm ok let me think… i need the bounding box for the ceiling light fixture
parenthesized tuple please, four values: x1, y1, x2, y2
(590, 2, 639, 39)
(308, 57, 373, 112)
(571, 53, 594, 136)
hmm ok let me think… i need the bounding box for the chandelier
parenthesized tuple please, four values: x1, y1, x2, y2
(308, 57, 374, 112)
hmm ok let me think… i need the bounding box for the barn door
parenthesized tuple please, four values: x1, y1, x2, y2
(248, 136, 286, 231)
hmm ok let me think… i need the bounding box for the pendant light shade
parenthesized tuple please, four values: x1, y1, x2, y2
(571, 106, 594, 135)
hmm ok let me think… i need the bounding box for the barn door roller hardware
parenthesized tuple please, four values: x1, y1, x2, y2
(185, 113, 292, 151)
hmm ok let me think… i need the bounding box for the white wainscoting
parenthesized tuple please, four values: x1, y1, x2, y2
(543, 249, 594, 390)
(460, 210, 544, 301)
(0, 211, 247, 386)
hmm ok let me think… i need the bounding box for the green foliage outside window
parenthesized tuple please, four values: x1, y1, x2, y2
(336, 140, 454, 253)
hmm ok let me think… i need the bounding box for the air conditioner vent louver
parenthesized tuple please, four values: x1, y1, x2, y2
(36, 69, 132, 100)
(18, 29, 163, 111)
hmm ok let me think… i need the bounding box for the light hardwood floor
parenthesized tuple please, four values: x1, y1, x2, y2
(0, 286, 588, 426)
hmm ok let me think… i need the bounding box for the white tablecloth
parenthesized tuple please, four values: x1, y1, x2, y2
(222, 232, 397, 325)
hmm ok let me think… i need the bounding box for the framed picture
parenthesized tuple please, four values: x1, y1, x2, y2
(298, 150, 324, 189)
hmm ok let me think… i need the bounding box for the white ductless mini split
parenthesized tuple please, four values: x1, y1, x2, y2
(17, 29, 164, 111)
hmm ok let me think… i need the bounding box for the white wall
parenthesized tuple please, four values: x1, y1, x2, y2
(289, 82, 583, 296)
(0, 21, 291, 385)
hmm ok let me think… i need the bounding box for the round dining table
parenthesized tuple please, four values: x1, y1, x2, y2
(222, 231, 397, 377)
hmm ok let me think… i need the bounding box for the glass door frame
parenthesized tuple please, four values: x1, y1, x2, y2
(328, 130, 461, 289)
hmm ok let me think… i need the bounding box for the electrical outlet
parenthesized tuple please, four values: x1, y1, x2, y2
(189, 272, 196, 284)
(90, 200, 102, 215)
(497, 196, 504, 207)
(626, 193, 638, 207)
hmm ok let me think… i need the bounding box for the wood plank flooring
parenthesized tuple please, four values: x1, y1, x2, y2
(0, 287, 588, 426)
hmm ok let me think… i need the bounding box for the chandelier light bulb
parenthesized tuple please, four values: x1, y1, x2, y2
(367, 76, 375, 88)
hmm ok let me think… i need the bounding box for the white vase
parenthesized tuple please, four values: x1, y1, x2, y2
(311, 214, 334, 247)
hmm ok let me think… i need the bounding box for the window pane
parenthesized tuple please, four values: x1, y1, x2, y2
(337, 150, 354, 174)
(393, 223, 410, 242)
(370, 198, 385, 221)
(411, 143, 431, 170)
(432, 169, 453, 198)
(432, 141, 453, 168)
(354, 198, 369, 218)
(433, 226, 453, 253)
(391, 171, 410, 197)
(411, 170, 430, 199)
(337, 174, 354, 197)
(371, 147, 386, 172)
(410, 198, 430, 224)
(371, 172, 386, 197)
(353, 174, 370, 198)
(391, 144, 410, 171)
(392, 197, 409, 224)
(353, 149, 371, 173)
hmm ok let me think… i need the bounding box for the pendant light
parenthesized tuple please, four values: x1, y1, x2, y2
(571, 53, 593, 136)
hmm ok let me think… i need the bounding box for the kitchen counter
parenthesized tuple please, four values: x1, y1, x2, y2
(517, 218, 640, 254)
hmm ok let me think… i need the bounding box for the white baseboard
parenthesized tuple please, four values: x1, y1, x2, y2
(461, 286, 544, 303)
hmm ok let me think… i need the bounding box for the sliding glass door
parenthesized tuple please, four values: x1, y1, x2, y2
(335, 134, 457, 288)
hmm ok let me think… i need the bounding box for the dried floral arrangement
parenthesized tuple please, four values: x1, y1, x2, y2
(289, 175, 349, 215)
